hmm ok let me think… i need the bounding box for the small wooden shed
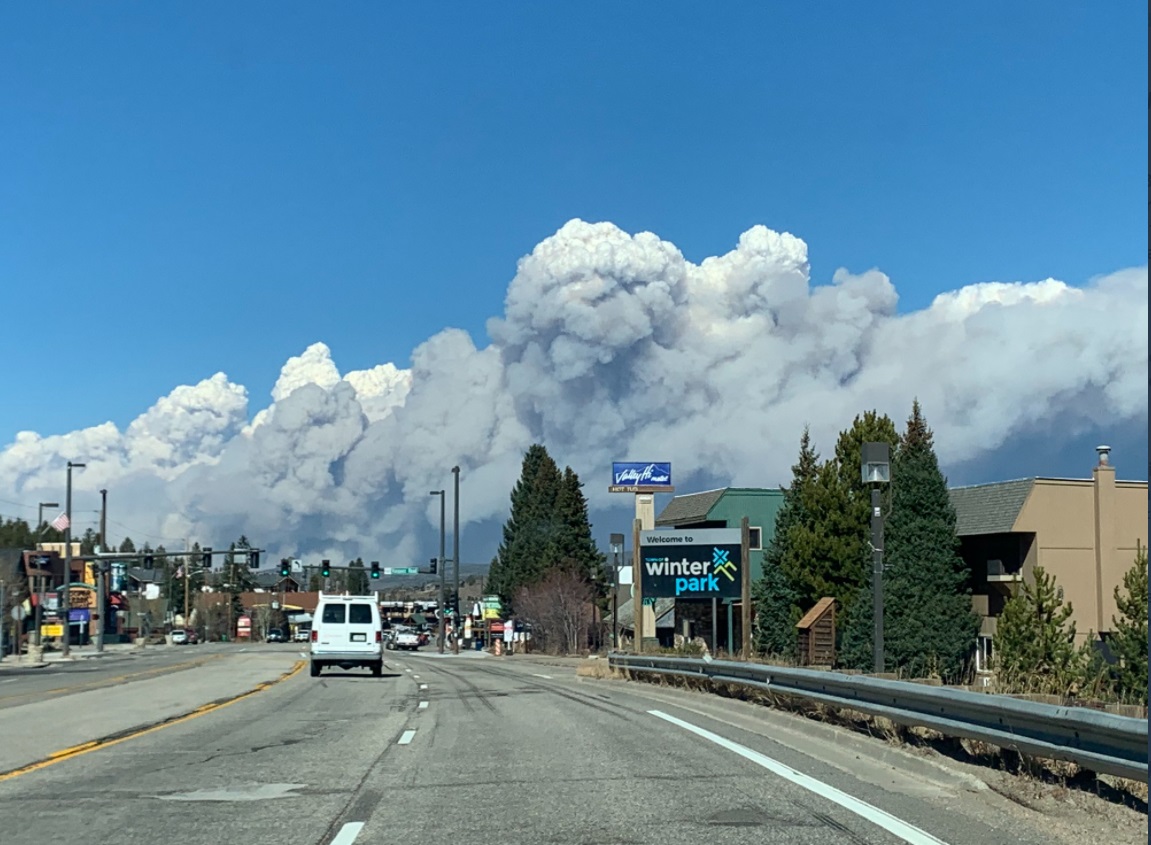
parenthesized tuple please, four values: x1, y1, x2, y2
(796, 597, 837, 666)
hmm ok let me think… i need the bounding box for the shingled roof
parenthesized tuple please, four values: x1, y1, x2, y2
(612, 597, 676, 630)
(948, 478, 1035, 535)
(655, 488, 726, 526)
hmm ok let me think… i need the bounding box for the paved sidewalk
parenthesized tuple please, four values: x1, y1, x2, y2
(0, 642, 144, 670)
(0, 649, 301, 773)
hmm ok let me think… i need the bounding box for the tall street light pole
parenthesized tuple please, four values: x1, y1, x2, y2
(861, 442, 890, 674)
(451, 466, 461, 655)
(34, 502, 58, 647)
(63, 461, 86, 658)
(430, 490, 447, 654)
(610, 533, 625, 651)
(95, 489, 109, 653)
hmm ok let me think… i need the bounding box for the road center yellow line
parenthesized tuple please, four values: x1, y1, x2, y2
(0, 660, 304, 783)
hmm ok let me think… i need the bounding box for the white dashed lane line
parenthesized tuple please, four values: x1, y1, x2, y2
(397, 730, 417, 745)
(649, 710, 948, 845)
(331, 821, 365, 845)
(418, 701, 429, 709)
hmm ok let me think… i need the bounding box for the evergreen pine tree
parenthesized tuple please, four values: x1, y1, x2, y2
(547, 467, 607, 590)
(79, 527, 98, 555)
(787, 412, 898, 619)
(492, 444, 562, 608)
(0, 517, 37, 548)
(880, 401, 978, 680)
(752, 550, 799, 657)
(119, 537, 136, 553)
(755, 427, 816, 657)
(995, 565, 1084, 694)
(1110, 543, 1148, 704)
(347, 558, 370, 595)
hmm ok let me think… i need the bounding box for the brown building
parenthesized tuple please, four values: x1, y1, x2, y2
(950, 446, 1147, 669)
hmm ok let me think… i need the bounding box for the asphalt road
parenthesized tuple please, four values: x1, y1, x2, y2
(0, 650, 1137, 845)
(0, 643, 239, 709)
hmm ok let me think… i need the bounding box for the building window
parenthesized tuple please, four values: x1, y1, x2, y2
(749, 527, 762, 550)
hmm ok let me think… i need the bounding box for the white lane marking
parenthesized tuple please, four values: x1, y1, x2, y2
(397, 730, 417, 745)
(531, 673, 553, 679)
(331, 821, 365, 845)
(404, 668, 411, 673)
(418, 701, 429, 709)
(649, 710, 948, 845)
(412, 674, 420, 678)
(419, 683, 428, 689)
(0, 678, 17, 684)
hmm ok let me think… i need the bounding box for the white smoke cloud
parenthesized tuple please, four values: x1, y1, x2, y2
(1, 219, 1145, 561)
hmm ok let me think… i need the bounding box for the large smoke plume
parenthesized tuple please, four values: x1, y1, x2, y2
(1, 220, 1145, 562)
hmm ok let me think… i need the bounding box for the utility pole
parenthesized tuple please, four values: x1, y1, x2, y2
(452, 466, 461, 655)
(99, 489, 108, 551)
(62, 461, 86, 658)
(431, 490, 446, 654)
(34, 502, 58, 647)
(95, 489, 109, 652)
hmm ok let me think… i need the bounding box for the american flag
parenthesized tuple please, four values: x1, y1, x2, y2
(50, 512, 70, 532)
(175, 566, 184, 579)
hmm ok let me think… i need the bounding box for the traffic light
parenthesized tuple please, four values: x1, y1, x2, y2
(248, 549, 260, 569)
(143, 553, 154, 568)
(279, 558, 291, 577)
(429, 557, 438, 575)
(370, 561, 380, 580)
(321, 559, 331, 577)
(202, 547, 213, 568)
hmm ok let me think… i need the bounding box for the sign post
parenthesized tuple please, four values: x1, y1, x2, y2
(632, 519, 642, 653)
(741, 516, 751, 659)
(610, 462, 674, 650)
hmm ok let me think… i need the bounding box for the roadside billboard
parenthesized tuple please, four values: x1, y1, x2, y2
(638, 528, 742, 599)
(609, 462, 673, 493)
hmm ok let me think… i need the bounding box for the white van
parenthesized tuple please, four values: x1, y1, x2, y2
(309, 593, 384, 677)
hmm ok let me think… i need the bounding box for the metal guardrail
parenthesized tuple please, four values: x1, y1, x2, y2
(608, 653, 1148, 781)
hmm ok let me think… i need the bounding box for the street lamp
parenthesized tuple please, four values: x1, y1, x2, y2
(62, 461, 86, 658)
(32, 502, 59, 647)
(861, 442, 890, 673)
(451, 466, 461, 655)
(430, 490, 447, 654)
(609, 533, 624, 651)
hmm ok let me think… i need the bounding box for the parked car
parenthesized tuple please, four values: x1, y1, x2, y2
(267, 628, 285, 643)
(293, 628, 310, 642)
(171, 629, 189, 645)
(309, 592, 384, 677)
(184, 629, 200, 645)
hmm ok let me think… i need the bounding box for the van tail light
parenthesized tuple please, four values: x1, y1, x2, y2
(311, 630, 318, 643)
(376, 630, 382, 643)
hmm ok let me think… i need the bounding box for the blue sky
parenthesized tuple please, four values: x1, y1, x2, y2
(1, 3, 1146, 450)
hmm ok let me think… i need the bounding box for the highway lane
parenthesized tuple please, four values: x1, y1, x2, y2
(0, 643, 245, 709)
(0, 652, 1139, 845)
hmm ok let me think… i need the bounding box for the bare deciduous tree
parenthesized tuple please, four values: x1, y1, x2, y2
(514, 568, 596, 655)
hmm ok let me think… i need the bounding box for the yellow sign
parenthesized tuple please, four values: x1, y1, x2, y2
(84, 562, 98, 586)
(482, 608, 501, 620)
(41, 624, 64, 638)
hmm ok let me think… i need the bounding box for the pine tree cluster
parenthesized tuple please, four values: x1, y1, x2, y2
(755, 401, 979, 682)
(487, 444, 606, 612)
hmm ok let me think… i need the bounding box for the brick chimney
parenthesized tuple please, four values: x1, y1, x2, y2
(1092, 445, 1116, 633)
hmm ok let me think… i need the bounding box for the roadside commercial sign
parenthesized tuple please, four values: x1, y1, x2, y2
(638, 528, 743, 599)
(609, 462, 674, 493)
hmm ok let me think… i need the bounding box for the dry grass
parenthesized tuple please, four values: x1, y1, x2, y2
(575, 659, 623, 680)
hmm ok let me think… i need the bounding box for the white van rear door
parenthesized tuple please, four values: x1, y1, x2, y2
(344, 601, 379, 653)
